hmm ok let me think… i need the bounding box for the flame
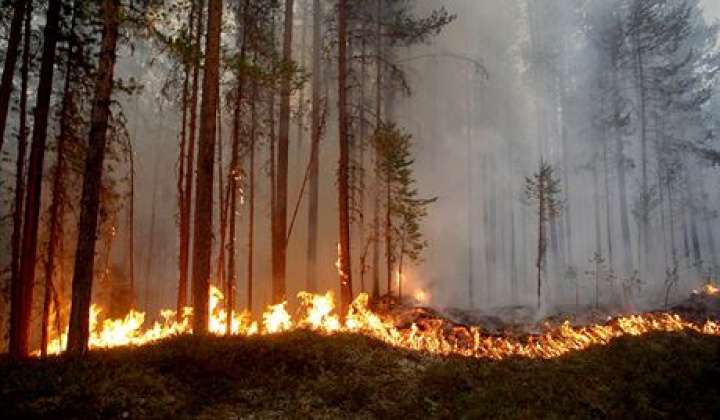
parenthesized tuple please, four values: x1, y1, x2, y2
(693, 283, 719, 297)
(705, 283, 719, 296)
(37, 285, 720, 360)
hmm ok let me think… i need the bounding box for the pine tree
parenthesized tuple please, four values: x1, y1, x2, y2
(525, 160, 563, 309)
(67, 0, 123, 355)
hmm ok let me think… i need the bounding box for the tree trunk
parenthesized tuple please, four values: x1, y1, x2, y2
(178, 0, 204, 314)
(337, 0, 353, 314)
(176, 5, 191, 313)
(9, 0, 31, 355)
(247, 82, 257, 314)
(537, 178, 545, 309)
(594, 164, 602, 309)
(43, 0, 77, 355)
(371, 0, 383, 302)
(227, 2, 250, 331)
(272, 0, 293, 304)
(191, 0, 223, 335)
(306, 0, 322, 293)
(144, 164, 159, 312)
(66, 0, 121, 355)
(632, 20, 650, 275)
(610, 65, 633, 278)
(11, 0, 62, 359)
(0, 0, 28, 153)
(217, 108, 226, 293)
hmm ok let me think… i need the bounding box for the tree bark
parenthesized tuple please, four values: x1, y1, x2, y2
(178, 0, 205, 314)
(306, 0, 322, 293)
(337, 0, 353, 313)
(247, 82, 257, 314)
(371, 0, 383, 301)
(67, 0, 122, 355)
(9, 0, 31, 356)
(272, 0, 294, 304)
(191, 0, 222, 335)
(0, 0, 28, 153)
(11, 0, 62, 359)
(43, 0, 77, 355)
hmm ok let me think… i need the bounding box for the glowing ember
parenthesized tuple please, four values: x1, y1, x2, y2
(38, 285, 720, 360)
(693, 283, 720, 297)
(705, 283, 719, 296)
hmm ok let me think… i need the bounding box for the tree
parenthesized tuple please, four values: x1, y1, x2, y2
(8, 0, 31, 354)
(191, 0, 222, 334)
(337, 0, 353, 314)
(10, 0, 62, 359)
(373, 125, 435, 304)
(67, 0, 122, 355)
(272, 0, 294, 304)
(177, 0, 205, 316)
(525, 160, 563, 309)
(306, 0, 323, 293)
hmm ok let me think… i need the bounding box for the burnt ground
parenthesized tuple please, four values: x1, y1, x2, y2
(0, 329, 718, 420)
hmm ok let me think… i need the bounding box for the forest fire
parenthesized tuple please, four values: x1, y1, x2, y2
(37, 285, 720, 360)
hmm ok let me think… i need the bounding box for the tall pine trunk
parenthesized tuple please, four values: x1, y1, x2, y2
(191, 0, 222, 334)
(337, 0, 353, 313)
(273, 0, 294, 304)
(43, 0, 77, 355)
(247, 81, 258, 314)
(9, 0, 31, 355)
(67, 0, 121, 355)
(226, 1, 250, 331)
(306, 0, 322, 293)
(11, 0, 62, 359)
(178, 0, 205, 314)
(0, 0, 28, 153)
(371, 0, 383, 301)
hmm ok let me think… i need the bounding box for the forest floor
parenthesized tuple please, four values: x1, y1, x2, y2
(0, 329, 719, 419)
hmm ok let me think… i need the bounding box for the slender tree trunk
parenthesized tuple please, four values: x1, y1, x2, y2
(371, 0, 383, 301)
(632, 23, 650, 274)
(67, 0, 121, 355)
(176, 6, 191, 312)
(466, 68, 474, 308)
(272, 0, 294, 304)
(178, 0, 204, 314)
(191, 0, 223, 335)
(385, 171, 392, 297)
(43, 0, 76, 355)
(144, 164, 159, 312)
(337, 0, 353, 313)
(603, 130, 614, 272)
(217, 108, 226, 293)
(247, 82, 257, 314)
(358, 38, 368, 294)
(226, 2, 250, 331)
(610, 67, 633, 278)
(537, 178, 545, 309)
(127, 132, 135, 305)
(0, 0, 28, 153)
(11, 0, 62, 359)
(306, 0, 322, 293)
(9, 0, 31, 355)
(594, 164, 602, 309)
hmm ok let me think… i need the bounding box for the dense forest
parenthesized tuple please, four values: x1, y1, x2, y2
(0, 0, 719, 359)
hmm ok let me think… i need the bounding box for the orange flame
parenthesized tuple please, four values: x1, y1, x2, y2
(38, 285, 720, 360)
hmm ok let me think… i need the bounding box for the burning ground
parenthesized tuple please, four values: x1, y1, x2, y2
(0, 329, 719, 419)
(1, 286, 719, 419)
